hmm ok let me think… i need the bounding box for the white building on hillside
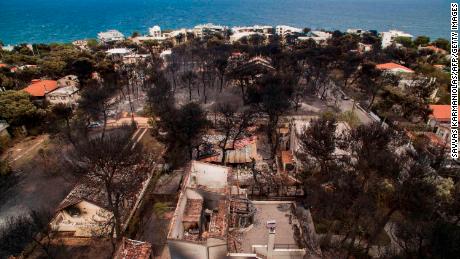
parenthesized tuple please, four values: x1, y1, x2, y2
(232, 25, 273, 35)
(381, 30, 413, 48)
(298, 31, 332, 44)
(98, 30, 125, 43)
(230, 31, 265, 43)
(46, 85, 80, 107)
(275, 25, 303, 37)
(193, 23, 227, 38)
(149, 25, 162, 38)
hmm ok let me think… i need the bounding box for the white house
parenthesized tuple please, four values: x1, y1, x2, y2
(347, 28, 367, 35)
(46, 85, 80, 107)
(149, 25, 162, 38)
(193, 23, 227, 38)
(232, 25, 273, 35)
(57, 75, 79, 88)
(230, 31, 265, 43)
(50, 173, 152, 237)
(275, 25, 303, 37)
(98, 30, 125, 43)
(297, 31, 332, 44)
(381, 30, 413, 48)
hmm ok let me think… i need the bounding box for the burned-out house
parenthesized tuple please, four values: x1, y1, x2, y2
(167, 161, 233, 258)
(167, 161, 308, 259)
(50, 173, 153, 237)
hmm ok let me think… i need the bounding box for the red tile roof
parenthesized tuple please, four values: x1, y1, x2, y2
(114, 238, 152, 259)
(425, 45, 448, 54)
(376, 62, 414, 73)
(23, 79, 58, 97)
(429, 105, 451, 122)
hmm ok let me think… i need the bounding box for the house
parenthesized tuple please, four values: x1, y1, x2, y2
(72, 40, 89, 50)
(123, 54, 150, 64)
(57, 75, 79, 88)
(113, 238, 152, 259)
(228, 201, 307, 259)
(193, 23, 227, 38)
(167, 161, 232, 259)
(149, 25, 162, 38)
(198, 135, 261, 164)
(167, 161, 307, 259)
(2, 45, 14, 52)
(232, 25, 273, 35)
(279, 117, 350, 174)
(381, 30, 413, 48)
(161, 28, 191, 45)
(376, 62, 414, 74)
(398, 76, 438, 101)
(106, 48, 134, 60)
(347, 28, 368, 35)
(297, 31, 332, 44)
(275, 25, 303, 37)
(419, 45, 448, 55)
(428, 104, 451, 143)
(45, 85, 80, 107)
(98, 30, 125, 43)
(23, 79, 58, 99)
(227, 56, 275, 77)
(50, 173, 152, 237)
(230, 31, 266, 43)
(358, 42, 373, 53)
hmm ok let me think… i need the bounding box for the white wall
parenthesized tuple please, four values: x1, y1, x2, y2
(168, 238, 227, 259)
(191, 161, 229, 189)
(50, 201, 112, 236)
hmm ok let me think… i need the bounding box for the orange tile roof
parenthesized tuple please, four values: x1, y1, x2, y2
(376, 62, 414, 73)
(281, 150, 294, 165)
(425, 45, 447, 54)
(429, 104, 451, 122)
(423, 132, 447, 147)
(23, 79, 58, 97)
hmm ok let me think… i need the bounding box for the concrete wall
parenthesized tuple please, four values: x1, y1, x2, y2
(168, 240, 208, 259)
(252, 246, 305, 259)
(191, 161, 229, 189)
(168, 238, 227, 259)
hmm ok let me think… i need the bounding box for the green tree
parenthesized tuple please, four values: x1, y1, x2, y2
(433, 38, 450, 51)
(395, 36, 413, 48)
(298, 115, 338, 174)
(414, 35, 430, 46)
(0, 90, 37, 126)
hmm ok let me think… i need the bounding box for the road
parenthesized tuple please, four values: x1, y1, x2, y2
(325, 85, 374, 125)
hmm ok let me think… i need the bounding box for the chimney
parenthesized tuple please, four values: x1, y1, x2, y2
(266, 220, 276, 259)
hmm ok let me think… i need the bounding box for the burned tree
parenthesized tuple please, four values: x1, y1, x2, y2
(74, 127, 154, 245)
(214, 102, 256, 164)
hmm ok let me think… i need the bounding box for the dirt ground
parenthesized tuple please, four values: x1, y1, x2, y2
(0, 135, 76, 228)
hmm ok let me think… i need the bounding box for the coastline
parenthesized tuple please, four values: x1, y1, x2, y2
(0, 0, 449, 45)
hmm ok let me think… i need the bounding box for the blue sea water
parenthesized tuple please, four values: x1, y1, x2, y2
(0, 0, 451, 45)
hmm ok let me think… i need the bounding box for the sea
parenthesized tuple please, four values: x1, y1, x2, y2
(0, 0, 452, 45)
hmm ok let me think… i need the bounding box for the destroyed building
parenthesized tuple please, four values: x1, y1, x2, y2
(167, 161, 308, 259)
